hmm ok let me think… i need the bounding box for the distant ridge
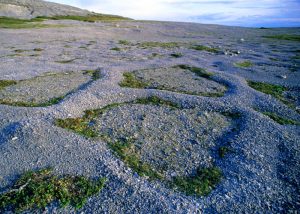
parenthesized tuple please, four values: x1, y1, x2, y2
(0, 0, 122, 20)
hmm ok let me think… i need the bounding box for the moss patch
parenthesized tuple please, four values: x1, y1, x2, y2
(0, 17, 64, 29)
(119, 72, 149, 88)
(119, 65, 225, 97)
(234, 61, 253, 68)
(190, 45, 219, 53)
(171, 167, 222, 196)
(0, 80, 17, 90)
(248, 81, 299, 113)
(0, 168, 106, 212)
(138, 41, 180, 49)
(170, 53, 183, 58)
(261, 111, 300, 125)
(107, 140, 163, 179)
(55, 58, 78, 64)
(263, 34, 300, 42)
(43, 14, 131, 22)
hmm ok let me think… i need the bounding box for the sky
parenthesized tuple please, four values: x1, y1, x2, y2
(50, 0, 300, 27)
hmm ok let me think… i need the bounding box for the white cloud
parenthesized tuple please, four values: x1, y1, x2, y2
(48, 0, 300, 26)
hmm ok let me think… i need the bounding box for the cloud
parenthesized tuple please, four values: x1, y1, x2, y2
(49, 0, 300, 27)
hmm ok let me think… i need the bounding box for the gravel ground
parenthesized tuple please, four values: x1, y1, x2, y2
(0, 19, 299, 213)
(129, 66, 227, 95)
(0, 71, 93, 104)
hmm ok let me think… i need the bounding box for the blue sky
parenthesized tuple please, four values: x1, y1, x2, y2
(50, 0, 300, 27)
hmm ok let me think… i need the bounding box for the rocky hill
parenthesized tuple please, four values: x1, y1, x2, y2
(0, 0, 90, 19)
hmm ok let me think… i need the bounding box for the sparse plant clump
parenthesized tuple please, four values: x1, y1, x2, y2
(248, 81, 286, 99)
(119, 40, 131, 45)
(176, 65, 214, 78)
(0, 168, 106, 212)
(234, 61, 253, 68)
(171, 167, 222, 196)
(55, 58, 78, 64)
(110, 47, 121, 51)
(134, 96, 181, 109)
(263, 34, 300, 42)
(261, 111, 300, 125)
(190, 45, 219, 53)
(138, 41, 180, 49)
(0, 17, 64, 29)
(248, 81, 299, 113)
(0, 80, 17, 90)
(218, 146, 231, 158)
(119, 72, 149, 88)
(33, 48, 44, 52)
(44, 14, 131, 22)
(108, 140, 163, 179)
(170, 53, 183, 58)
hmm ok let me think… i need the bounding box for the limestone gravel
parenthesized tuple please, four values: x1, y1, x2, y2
(0, 16, 299, 213)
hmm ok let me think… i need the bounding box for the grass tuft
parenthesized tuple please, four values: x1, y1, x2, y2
(118, 40, 131, 45)
(110, 47, 121, 51)
(108, 140, 163, 179)
(135, 96, 181, 109)
(138, 41, 180, 49)
(119, 72, 149, 88)
(172, 167, 222, 196)
(55, 58, 78, 64)
(0, 168, 106, 212)
(234, 61, 253, 68)
(0, 17, 63, 29)
(176, 65, 214, 78)
(190, 45, 219, 53)
(170, 53, 183, 58)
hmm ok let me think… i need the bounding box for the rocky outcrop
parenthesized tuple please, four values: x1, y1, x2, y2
(0, 0, 90, 19)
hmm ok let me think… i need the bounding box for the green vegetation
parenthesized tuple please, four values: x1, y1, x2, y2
(83, 69, 102, 80)
(55, 96, 180, 137)
(0, 17, 63, 29)
(44, 14, 131, 22)
(176, 65, 214, 78)
(234, 61, 253, 68)
(33, 48, 43, 52)
(172, 167, 222, 196)
(110, 47, 121, 51)
(0, 80, 17, 90)
(0, 96, 65, 107)
(263, 34, 300, 42)
(118, 40, 131, 45)
(218, 146, 231, 158)
(119, 72, 149, 88)
(108, 140, 163, 179)
(170, 53, 183, 58)
(248, 81, 286, 101)
(261, 111, 300, 125)
(55, 58, 78, 64)
(138, 41, 180, 49)
(0, 168, 106, 212)
(135, 96, 181, 109)
(190, 45, 219, 53)
(248, 81, 299, 113)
